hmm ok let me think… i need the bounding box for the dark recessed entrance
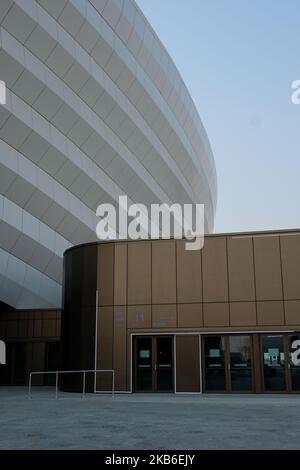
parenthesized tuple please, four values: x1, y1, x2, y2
(202, 333, 300, 394)
(261, 334, 300, 393)
(133, 336, 174, 392)
(203, 335, 254, 392)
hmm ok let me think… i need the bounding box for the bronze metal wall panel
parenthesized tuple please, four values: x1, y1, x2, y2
(6, 320, 19, 338)
(41, 311, 57, 320)
(202, 237, 228, 302)
(285, 300, 300, 325)
(42, 319, 56, 338)
(61, 245, 97, 391)
(176, 239, 202, 303)
(26, 343, 33, 385)
(34, 319, 42, 338)
(114, 243, 127, 305)
(177, 304, 203, 328)
(257, 301, 285, 326)
(127, 305, 151, 328)
(230, 302, 257, 327)
(152, 240, 176, 304)
(176, 335, 200, 392)
(252, 334, 263, 393)
(0, 309, 61, 343)
(203, 302, 230, 327)
(98, 244, 114, 306)
(63, 245, 98, 309)
(0, 316, 5, 337)
(227, 237, 255, 301)
(280, 235, 300, 300)
(27, 319, 34, 338)
(152, 304, 177, 328)
(253, 236, 283, 300)
(56, 312, 61, 337)
(96, 306, 113, 391)
(18, 319, 28, 337)
(31, 342, 45, 385)
(127, 331, 132, 392)
(113, 306, 127, 391)
(127, 242, 151, 305)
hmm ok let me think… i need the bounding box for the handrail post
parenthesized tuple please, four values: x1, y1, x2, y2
(27, 369, 115, 399)
(28, 373, 32, 399)
(82, 371, 86, 399)
(55, 372, 59, 399)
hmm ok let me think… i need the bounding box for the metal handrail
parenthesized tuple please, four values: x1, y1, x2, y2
(28, 369, 115, 400)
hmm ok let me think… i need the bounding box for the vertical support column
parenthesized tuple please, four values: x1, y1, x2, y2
(174, 335, 177, 393)
(94, 290, 99, 393)
(252, 334, 263, 393)
(55, 372, 58, 399)
(199, 335, 203, 393)
(82, 371, 86, 399)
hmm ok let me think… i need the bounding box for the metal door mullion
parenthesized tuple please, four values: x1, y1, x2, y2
(284, 334, 292, 393)
(224, 336, 231, 392)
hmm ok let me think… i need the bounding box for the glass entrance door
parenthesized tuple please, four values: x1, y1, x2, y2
(203, 336, 226, 391)
(261, 334, 300, 393)
(203, 335, 253, 392)
(133, 336, 174, 392)
(229, 335, 253, 391)
(202, 333, 300, 393)
(134, 337, 153, 392)
(288, 334, 300, 392)
(289, 334, 300, 391)
(156, 337, 173, 392)
(261, 335, 286, 391)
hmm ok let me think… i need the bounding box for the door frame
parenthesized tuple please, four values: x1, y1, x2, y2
(131, 332, 203, 394)
(202, 334, 255, 394)
(130, 330, 297, 395)
(133, 335, 153, 393)
(132, 335, 174, 393)
(154, 335, 174, 393)
(226, 334, 255, 393)
(201, 334, 227, 394)
(260, 333, 300, 394)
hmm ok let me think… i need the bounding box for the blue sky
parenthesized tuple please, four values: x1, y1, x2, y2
(137, 0, 300, 233)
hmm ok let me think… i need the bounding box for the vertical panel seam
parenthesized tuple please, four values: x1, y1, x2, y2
(252, 237, 259, 326)
(175, 240, 178, 328)
(225, 236, 231, 327)
(278, 236, 286, 326)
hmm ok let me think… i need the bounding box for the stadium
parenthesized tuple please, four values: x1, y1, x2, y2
(0, 0, 217, 310)
(0, 1, 299, 395)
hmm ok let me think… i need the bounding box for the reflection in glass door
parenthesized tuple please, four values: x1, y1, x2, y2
(204, 335, 254, 392)
(135, 337, 153, 392)
(289, 334, 300, 391)
(262, 335, 286, 391)
(229, 335, 252, 391)
(134, 336, 174, 392)
(203, 336, 226, 391)
(156, 337, 173, 391)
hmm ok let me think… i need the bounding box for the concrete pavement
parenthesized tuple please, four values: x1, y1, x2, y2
(0, 387, 299, 449)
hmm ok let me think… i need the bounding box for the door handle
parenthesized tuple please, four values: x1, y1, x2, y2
(154, 364, 157, 371)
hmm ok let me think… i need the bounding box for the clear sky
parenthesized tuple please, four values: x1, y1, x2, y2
(136, 0, 300, 234)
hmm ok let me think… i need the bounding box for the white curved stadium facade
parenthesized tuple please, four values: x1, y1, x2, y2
(0, 0, 217, 309)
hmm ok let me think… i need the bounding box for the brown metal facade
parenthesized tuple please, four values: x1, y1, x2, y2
(1, 229, 300, 392)
(60, 230, 300, 393)
(0, 309, 61, 385)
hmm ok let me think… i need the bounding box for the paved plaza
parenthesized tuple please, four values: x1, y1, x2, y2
(0, 387, 299, 449)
